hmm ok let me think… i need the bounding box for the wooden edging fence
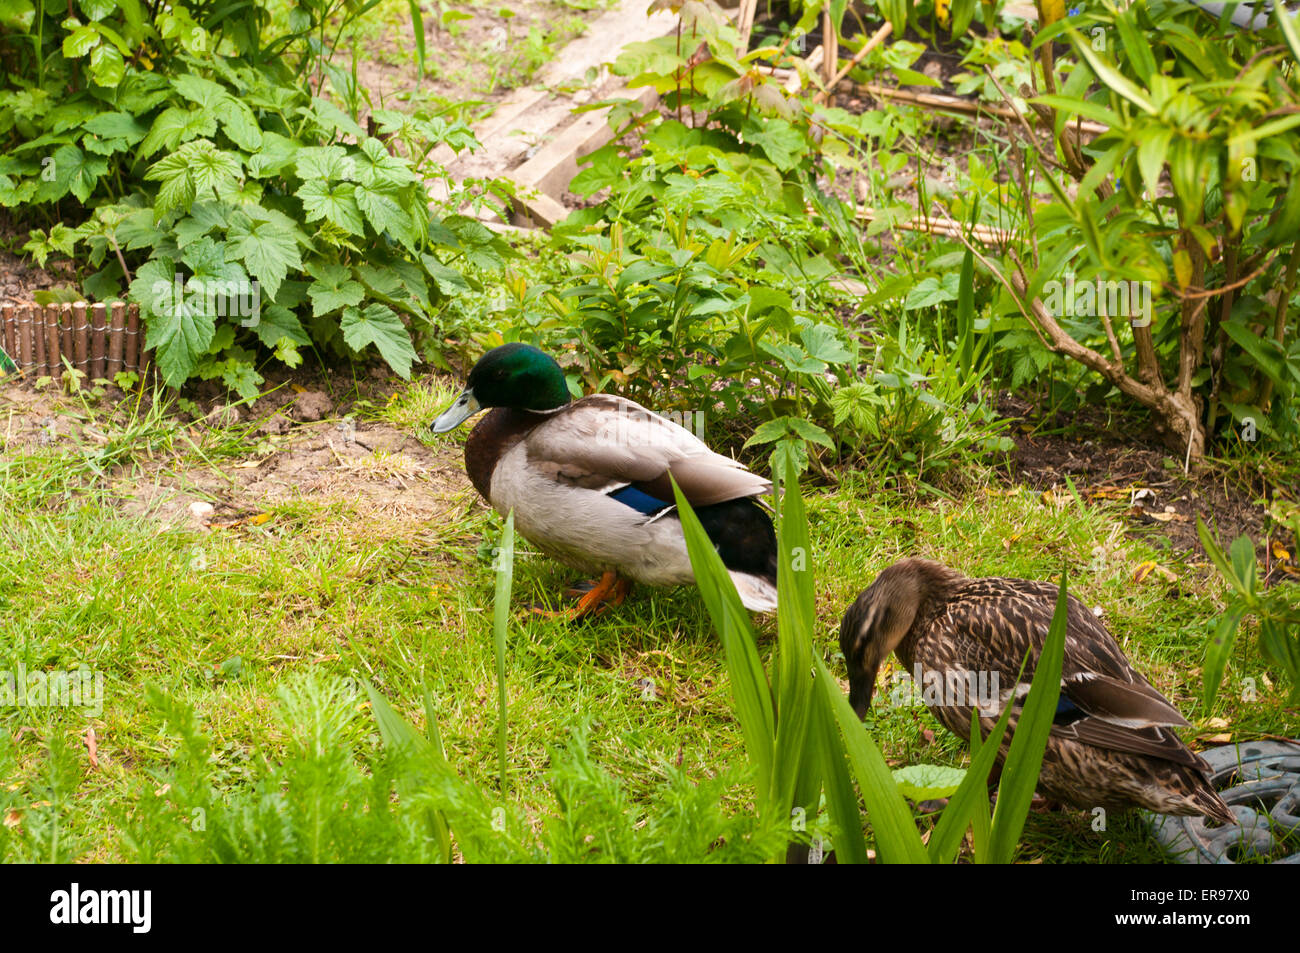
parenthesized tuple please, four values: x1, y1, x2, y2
(0, 301, 149, 383)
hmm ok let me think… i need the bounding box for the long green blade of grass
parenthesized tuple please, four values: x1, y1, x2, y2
(926, 694, 1016, 863)
(813, 653, 930, 863)
(955, 247, 975, 378)
(671, 478, 777, 809)
(810, 686, 870, 864)
(363, 679, 452, 863)
(407, 0, 427, 83)
(1202, 605, 1245, 710)
(772, 457, 818, 836)
(494, 510, 515, 792)
(987, 571, 1070, 864)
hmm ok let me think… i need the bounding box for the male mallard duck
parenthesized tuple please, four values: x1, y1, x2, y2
(431, 343, 778, 615)
(839, 558, 1234, 823)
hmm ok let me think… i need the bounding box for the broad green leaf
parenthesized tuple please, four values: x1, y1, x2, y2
(88, 41, 124, 86)
(298, 180, 365, 236)
(307, 262, 365, 316)
(1067, 29, 1156, 114)
(172, 74, 226, 110)
(355, 137, 418, 190)
(341, 304, 417, 378)
(786, 417, 834, 449)
(800, 324, 852, 365)
(62, 23, 99, 57)
(355, 183, 416, 248)
(32, 143, 106, 203)
(253, 304, 310, 348)
(893, 764, 968, 802)
(296, 145, 356, 182)
(138, 106, 217, 157)
(904, 274, 960, 311)
(133, 257, 217, 384)
(226, 210, 303, 301)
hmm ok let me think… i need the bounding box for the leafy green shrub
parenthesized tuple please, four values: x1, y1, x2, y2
(1001, 0, 1300, 458)
(2, 0, 506, 397)
(1197, 517, 1300, 708)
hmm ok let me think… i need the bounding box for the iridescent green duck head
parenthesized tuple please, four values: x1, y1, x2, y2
(431, 343, 571, 433)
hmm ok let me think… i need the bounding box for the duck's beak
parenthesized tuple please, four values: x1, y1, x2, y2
(431, 388, 481, 433)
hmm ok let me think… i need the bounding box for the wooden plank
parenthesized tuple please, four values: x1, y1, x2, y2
(783, 46, 824, 93)
(430, 0, 677, 171)
(737, 0, 759, 50)
(32, 302, 46, 374)
(821, 10, 838, 88)
(511, 85, 658, 200)
(507, 186, 571, 229)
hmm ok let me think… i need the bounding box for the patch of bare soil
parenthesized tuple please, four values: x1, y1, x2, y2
(0, 247, 74, 309)
(996, 393, 1297, 581)
(119, 415, 470, 533)
(1, 362, 478, 535)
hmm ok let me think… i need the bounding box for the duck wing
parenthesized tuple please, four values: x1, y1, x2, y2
(938, 579, 1203, 768)
(524, 395, 771, 507)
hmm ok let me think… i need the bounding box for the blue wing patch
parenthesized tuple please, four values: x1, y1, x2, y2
(608, 485, 671, 516)
(1053, 695, 1087, 725)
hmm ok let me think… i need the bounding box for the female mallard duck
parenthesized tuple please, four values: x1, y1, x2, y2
(840, 558, 1234, 823)
(431, 343, 778, 616)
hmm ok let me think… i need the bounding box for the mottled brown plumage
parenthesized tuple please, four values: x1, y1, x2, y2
(839, 558, 1234, 823)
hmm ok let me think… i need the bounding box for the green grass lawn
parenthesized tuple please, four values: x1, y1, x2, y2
(0, 380, 1291, 863)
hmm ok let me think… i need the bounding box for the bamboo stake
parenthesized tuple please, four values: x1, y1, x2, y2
(736, 0, 758, 51)
(125, 302, 140, 373)
(72, 301, 89, 375)
(814, 22, 892, 104)
(108, 302, 126, 379)
(59, 304, 74, 377)
(90, 302, 108, 381)
(821, 10, 839, 91)
(44, 304, 62, 378)
(854, 81, 1108, 135)
(18, 305, 33, 373)
(1, 304, 14, 365)
(32, 303, 46, 375)
(857, 207, 1011, 245)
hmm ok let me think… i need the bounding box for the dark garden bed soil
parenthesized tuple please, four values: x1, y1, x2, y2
(996, 392, 1296, 580)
